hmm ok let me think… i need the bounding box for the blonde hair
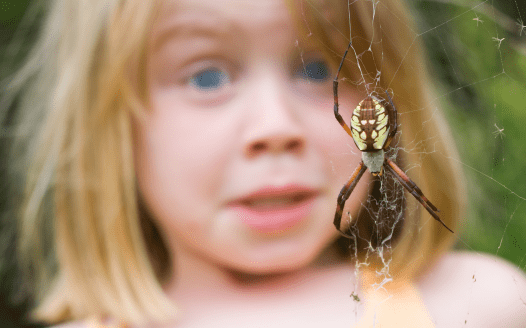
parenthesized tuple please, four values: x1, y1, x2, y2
(4, 0, 465, 326)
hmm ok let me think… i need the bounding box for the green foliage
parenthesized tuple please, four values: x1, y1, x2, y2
(413, 0, 526, 269)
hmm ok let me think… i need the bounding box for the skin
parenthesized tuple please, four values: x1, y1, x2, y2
(54, 0, 526, 326)
(133, 0, 369, 326)
(135, 0, 369, 274)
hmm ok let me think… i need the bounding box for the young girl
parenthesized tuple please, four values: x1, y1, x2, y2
(5, 0, 526, 327)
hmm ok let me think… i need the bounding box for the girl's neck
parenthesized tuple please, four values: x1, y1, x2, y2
(162, 241, 355, 301)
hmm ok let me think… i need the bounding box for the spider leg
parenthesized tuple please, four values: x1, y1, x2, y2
(333, 41, 354, 137)
(384, 157, 454, 233)
(334, 160, 367, 238)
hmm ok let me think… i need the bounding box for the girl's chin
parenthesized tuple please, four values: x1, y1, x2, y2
(216, 237, 331, 276)
(195, 208, 339, 276)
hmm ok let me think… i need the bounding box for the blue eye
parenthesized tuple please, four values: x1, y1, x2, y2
(298, 60, 330, 81)
(190, 68, 230, 90)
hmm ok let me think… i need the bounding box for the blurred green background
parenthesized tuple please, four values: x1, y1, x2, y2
(1, 1, 525, 327)
(412, 0, 526, 263)
(1, 3, 45, 328)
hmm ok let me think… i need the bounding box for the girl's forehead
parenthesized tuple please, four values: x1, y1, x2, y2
(154, 0, 291, 34)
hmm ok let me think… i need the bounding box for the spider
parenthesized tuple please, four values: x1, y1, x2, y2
(332, 42, 453, 237)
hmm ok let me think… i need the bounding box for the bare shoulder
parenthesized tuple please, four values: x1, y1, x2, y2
(418, 251, 526, 327)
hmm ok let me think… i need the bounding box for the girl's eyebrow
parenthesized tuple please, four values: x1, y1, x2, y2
(152, 12, 237, 52)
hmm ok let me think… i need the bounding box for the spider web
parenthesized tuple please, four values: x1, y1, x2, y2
(299, 0, 526, 326)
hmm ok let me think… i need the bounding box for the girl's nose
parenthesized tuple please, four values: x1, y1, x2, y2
(243, 74, 306, 159)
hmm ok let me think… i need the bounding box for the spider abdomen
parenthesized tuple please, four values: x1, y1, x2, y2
(349, 96, 391, 152)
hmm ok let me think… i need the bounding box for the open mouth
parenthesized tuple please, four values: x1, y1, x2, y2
(230, 187, 318, 233)
(240, 192, 312, 210)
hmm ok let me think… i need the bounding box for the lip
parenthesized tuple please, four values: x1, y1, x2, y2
(228, 184, 319, 233)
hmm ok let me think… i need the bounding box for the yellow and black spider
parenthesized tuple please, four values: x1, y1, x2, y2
(332, 42, 453, 237)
